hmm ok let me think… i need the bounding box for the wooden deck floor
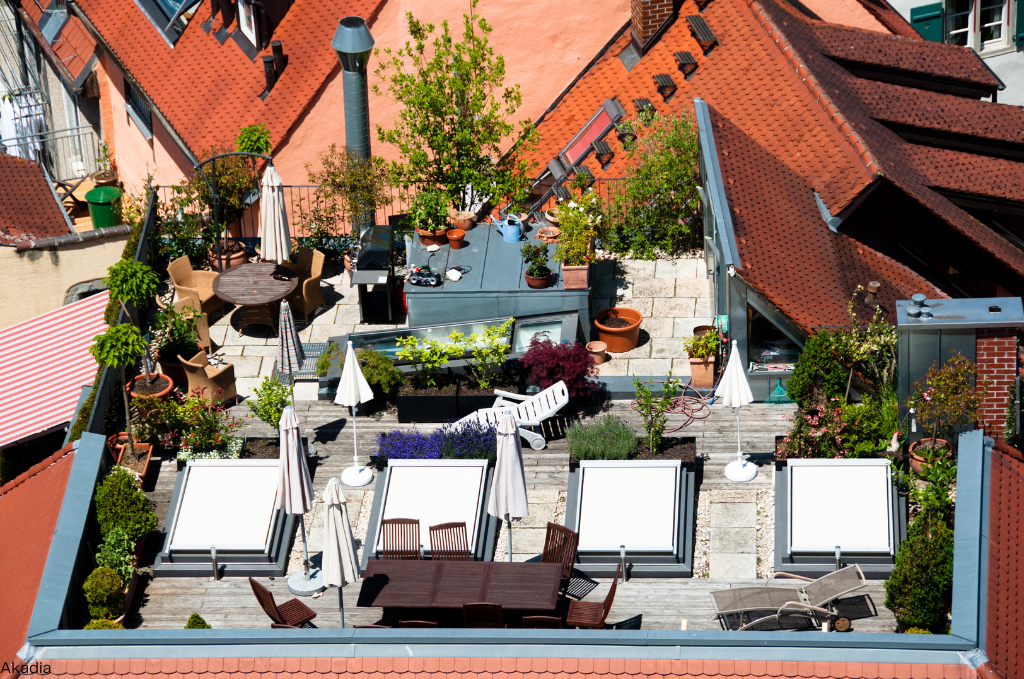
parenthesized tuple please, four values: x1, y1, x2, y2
(129, 400, 895, 632)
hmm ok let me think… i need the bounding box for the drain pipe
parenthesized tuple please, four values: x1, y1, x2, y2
(332, 17, 375, 236)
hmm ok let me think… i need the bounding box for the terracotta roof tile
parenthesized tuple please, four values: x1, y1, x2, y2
(0, 154, 71, 245)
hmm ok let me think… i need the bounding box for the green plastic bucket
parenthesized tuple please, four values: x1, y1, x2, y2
(85, 186, 122, 230)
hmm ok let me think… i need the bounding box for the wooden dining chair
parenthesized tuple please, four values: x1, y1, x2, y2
(541, 522, 579, 588)
(523, 616, 562, 629)
(429, 522, 471, 561)
(565, 564, 620, 629)
(463, 602, 506, 629)
(353, 624, 391, 628)
(271, 624, 300, 629)
(399, 620, 438, 628)
(249, 577, 317, 627)
(381, 518, 421, 560)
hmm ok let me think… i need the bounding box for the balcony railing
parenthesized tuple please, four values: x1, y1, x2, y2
(0, 125, 101, 182)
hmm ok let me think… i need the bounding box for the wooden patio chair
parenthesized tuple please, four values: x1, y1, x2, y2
(168, 255, 223, 316)
(429, 522, 471, 561)
(381, 518, 421, 560)
(285, 247, 326, 322)
(566, 564, 619, 629)
(399, 620, 437, 628)
(463, 602, 506, 629)
(541, 522, 579, 589)
(249, 577, 317, 627)
(353, 624, 391, 628)
(179, 350, 236, 404)
(523, 616, 562, 629)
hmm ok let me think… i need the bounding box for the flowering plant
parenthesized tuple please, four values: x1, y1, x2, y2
(375, 420, 497, 463)
(554, 192, 600, 266)
(167, 388, 245, 454)
(776, 398, 847, 459)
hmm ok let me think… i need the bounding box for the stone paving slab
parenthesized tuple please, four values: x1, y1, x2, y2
(710, 527, 756, 554)
(711, 502, 756, 528)
(710, 553, 758, 579)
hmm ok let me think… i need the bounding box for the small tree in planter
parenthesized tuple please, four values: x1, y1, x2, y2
(151, 305, 201, 385)
(554, 192, 599, 289)
(448, 318, 514, 390)
(520, 243, 552, 288)
(83, 567, 124, 621)
(682, 329, 720, 389)
(396, 335, 461, 390)
(94, 465, 158, 545)
(633, 374, 679, 453)
(408, 187, 451, 245)
(884, 509, 954, 632)
(104, 259, 163, 391)
(910, 353, 987, 455)
(91, 324, 147, 460)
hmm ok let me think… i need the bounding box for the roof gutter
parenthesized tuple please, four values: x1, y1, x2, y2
(693, 97, 741, 272)
(67, 1, 199, 167)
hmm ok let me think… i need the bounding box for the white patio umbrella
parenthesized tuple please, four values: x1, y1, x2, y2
(487, 411, 530, 561)
(334, 341, 374, 487)
(322, 476, 359, 627)
(260, 164, 291, 264)
(277, 299, 304, 407)
(278, 405, 321, 593)
(717, 340, 757, 482)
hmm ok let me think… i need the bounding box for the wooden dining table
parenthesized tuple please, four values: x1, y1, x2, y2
(357, 561, 562, 611)
(212, 262, 298, 333)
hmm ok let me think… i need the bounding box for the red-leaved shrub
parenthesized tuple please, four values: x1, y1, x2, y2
(519, 335, 597, 399)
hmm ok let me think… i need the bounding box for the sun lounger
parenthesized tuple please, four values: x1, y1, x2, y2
(711, 564, 867, 632)
(454, 381, 569, 450)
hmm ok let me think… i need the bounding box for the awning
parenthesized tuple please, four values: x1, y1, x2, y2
(0, 291, 108, 448)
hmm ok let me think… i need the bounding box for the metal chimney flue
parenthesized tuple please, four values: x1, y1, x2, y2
(332, 16, 375, 161)
(271, 40, 286, 76)
(262, 55, 277, 93)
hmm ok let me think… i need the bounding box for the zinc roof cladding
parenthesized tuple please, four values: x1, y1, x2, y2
(988, 442, 1024, 679)
(0, 443, 75, 669)
(41, 657, 978, 679)
(74, 0, 384, 158)
(0, 154, 71, 245)
(19, 2, 97, 82)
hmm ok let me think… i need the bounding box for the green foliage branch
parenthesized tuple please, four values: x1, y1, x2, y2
(251, 376, 293, 429)
(235, 123, 272, 155)
(633, 374, 679, 452)
(447, 318, 514, 389)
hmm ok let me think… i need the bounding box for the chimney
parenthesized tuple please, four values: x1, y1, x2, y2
(631, 0, 677, 53)
(271, 40, 286, 75)
(262, 55, 277, 93)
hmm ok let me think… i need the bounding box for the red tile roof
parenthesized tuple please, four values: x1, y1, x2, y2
(73, 0, 385, 158)
(849, 0, 921, 38)
(0, 154, 71, 246)
(988, 441, 1024, 679)
(0, 443, 75, 668)
(524, 0, 1024, 330)
(18, 2, 97, 85)
(42, 656, 977, 679)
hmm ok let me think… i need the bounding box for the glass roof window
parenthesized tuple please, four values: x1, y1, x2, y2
(747, 305, 800, 371)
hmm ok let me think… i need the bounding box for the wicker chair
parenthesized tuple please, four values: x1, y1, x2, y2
(179, 350, 237, 403)
(429, 522, 471, 561)
(463, 603, 506, 629)
(523, 616, 562, 629)
(174, 298, 212, 353)
(168, 256, 223, 317)
(249, 578, 317, 627)
(541, 522, 579, 589)
(285, 248, 326, 322)
(566, 564, 619, 629)
(381, 518, 421, 560)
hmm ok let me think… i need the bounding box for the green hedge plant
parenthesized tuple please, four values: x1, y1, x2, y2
(786, 332, 847, 407)
(95, 527, 136, 585)
(84, 618, 125, 629)
(185, 612, 212, 629)
(567, 416, 637, 461)
(94, 465, 157, 544)
(83, 567, 124, 620)
(884, 511, 954, 631)
(360, 346, 404, 393)
(683, 328, 719, 359)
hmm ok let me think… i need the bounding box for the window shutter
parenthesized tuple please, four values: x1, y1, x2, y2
(1016, 0, 1024, 45)
(910, 3, 944, 42)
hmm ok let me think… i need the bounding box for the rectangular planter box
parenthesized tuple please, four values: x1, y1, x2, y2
(397, 394, 459, 423)
(561, 262, 590, 289)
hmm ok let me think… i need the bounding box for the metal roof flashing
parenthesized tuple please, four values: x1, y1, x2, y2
(896, 296, 1024, 331)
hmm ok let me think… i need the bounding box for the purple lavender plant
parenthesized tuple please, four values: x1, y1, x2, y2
(374, 421, 497, 462)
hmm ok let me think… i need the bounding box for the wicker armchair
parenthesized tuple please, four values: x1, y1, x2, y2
(168, 256, 223, 317)
(173, 299, 212, 353)
(179, 350, 236, 403)
(285, 248, 325, 322)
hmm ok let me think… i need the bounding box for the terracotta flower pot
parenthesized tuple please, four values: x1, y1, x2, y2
(112, 436, 153, 486)
(524, 272, 553, 289)
(544, 208, 560, 225)
(586, 341, 607, 365)
(451, 210, 476, 231)
(689, 356, 715, 388)
(448, 229, 467, 249)
(594, 307, 643, 353)
(129, 373, 174, 400)
(415, 226, 448, 247)
(908, 438, 951, 474)
(537, 226, 561, 244)
(208, 239, 249, 271)
(562, 262, 590, 289)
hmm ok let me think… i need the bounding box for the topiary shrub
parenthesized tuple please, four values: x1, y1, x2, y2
(903, 627, 932, 634)
(94, 465, 157, 543)
(83, 567, 124, 620)
(185, 612, 212, 629)
(84, 618, 125, 630)
(786, 332, 847, 407)
(567, 416, 637, 461)
(884, 511, 954, 631)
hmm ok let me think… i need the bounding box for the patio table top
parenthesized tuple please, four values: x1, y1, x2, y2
(356, 561, 562, 610)
(212, 262, 298, 306)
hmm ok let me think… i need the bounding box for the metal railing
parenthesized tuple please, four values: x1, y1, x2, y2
(0, 124, 101, 181)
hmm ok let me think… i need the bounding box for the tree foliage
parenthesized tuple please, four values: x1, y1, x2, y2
(91, 324, 146, 369)
(373, 1, 537, 211)
(785, 332, 847, 407)
(235, 123, 272, 155)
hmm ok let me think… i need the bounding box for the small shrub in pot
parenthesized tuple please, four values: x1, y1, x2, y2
(251, 376, 293, 429)
(884, 509, 954, 632)
(94, 465, 157, 544)
(83, 567, 124, 620)
(84, 619, 125, 630)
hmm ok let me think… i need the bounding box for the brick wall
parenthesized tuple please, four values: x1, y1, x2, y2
(631, 0, 675, 49)
(988, 442, 1023, 679)
(976, 328, 1017, 441)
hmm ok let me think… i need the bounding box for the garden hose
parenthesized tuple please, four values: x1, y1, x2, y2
(630, 377, 716, 432)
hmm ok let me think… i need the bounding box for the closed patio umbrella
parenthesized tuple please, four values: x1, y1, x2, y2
(717, 340, 757, 482)
(488, 411, 529, 561)
(278, 405, 322, 594)
(260, 164, 291, 264)
(277, 299, 304, 407)
(322, 476, 359, 627)
(335, 340, 374, 487)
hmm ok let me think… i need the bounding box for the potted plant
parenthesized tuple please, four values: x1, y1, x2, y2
(240, 376, 293, 458)
(395, 333, 463, 422)
(447, 228, 467, 249)
(446, 318, 517, 413)
(91, 324, 148, 469)
(174, 391, 246, 463)
(554, 194, 599, 290)
(519, 333, 597, 400)
(83, 567, 125, 624)
(208, 235, 249, 271)
(520, 242, 553, 288)
(151, 305, 202, 388)
(451, 209, 476, 231)
(544, 206, 560, 225)
(594, 307, 643, 353)
(92, 142, 119, 186)
(683, 327, 720, 389)
(410, 188, 451, 247)
(907, 353, 986, 473)
(94, 527, 140, 616)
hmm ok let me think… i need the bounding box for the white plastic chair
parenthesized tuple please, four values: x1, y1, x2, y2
(496, 381, 572, 449)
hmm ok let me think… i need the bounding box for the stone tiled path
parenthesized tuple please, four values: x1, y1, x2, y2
(589, 256, 714, 377)
(708, 489, 758, 579)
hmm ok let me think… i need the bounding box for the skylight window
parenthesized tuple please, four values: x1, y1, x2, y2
(133, 0, 201, 45)
(556, 98, 626, 171)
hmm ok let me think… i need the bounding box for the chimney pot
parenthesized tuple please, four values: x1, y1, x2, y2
(262, 55, 277, 93)
(271, 40, 285, 75)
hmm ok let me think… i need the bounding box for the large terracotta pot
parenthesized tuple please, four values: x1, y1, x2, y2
(208, 239, 249, 271)
(415, 227, 448, 247)
(525, 272, 553, 289)
(156, 344, 203, 389)
(451, 210, 476, 231)
(129, 373, 173, 399)
(562, 262, 590, 289)
(908, 438, 951, 474)
(594, 307, 643, 353)
(111, 436, 153, 486)
(689, 356, 715, 389)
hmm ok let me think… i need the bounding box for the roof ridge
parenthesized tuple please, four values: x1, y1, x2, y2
(0, 443, 75, 499)
(749, 0, 883, 179)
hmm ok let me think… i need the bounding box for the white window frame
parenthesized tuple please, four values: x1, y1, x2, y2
(944, 0, 1014, 54)
(237, 0, 257, 46)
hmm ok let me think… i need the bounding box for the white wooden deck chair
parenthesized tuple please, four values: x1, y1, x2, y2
(452, 381, 570, 450)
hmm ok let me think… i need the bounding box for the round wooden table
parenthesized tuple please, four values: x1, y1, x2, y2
(212, 262, 299, 333)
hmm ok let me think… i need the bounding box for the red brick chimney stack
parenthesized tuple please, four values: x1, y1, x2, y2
(977, 327, 1018, 441)
(631, 0, 676, 52)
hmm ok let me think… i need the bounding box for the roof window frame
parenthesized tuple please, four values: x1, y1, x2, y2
(131, 0, 202, 47)
(555, 98, 626, 173)
(123, 76, 153, 141)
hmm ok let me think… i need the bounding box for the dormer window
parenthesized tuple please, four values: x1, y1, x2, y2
(238, 0, 258, 47)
